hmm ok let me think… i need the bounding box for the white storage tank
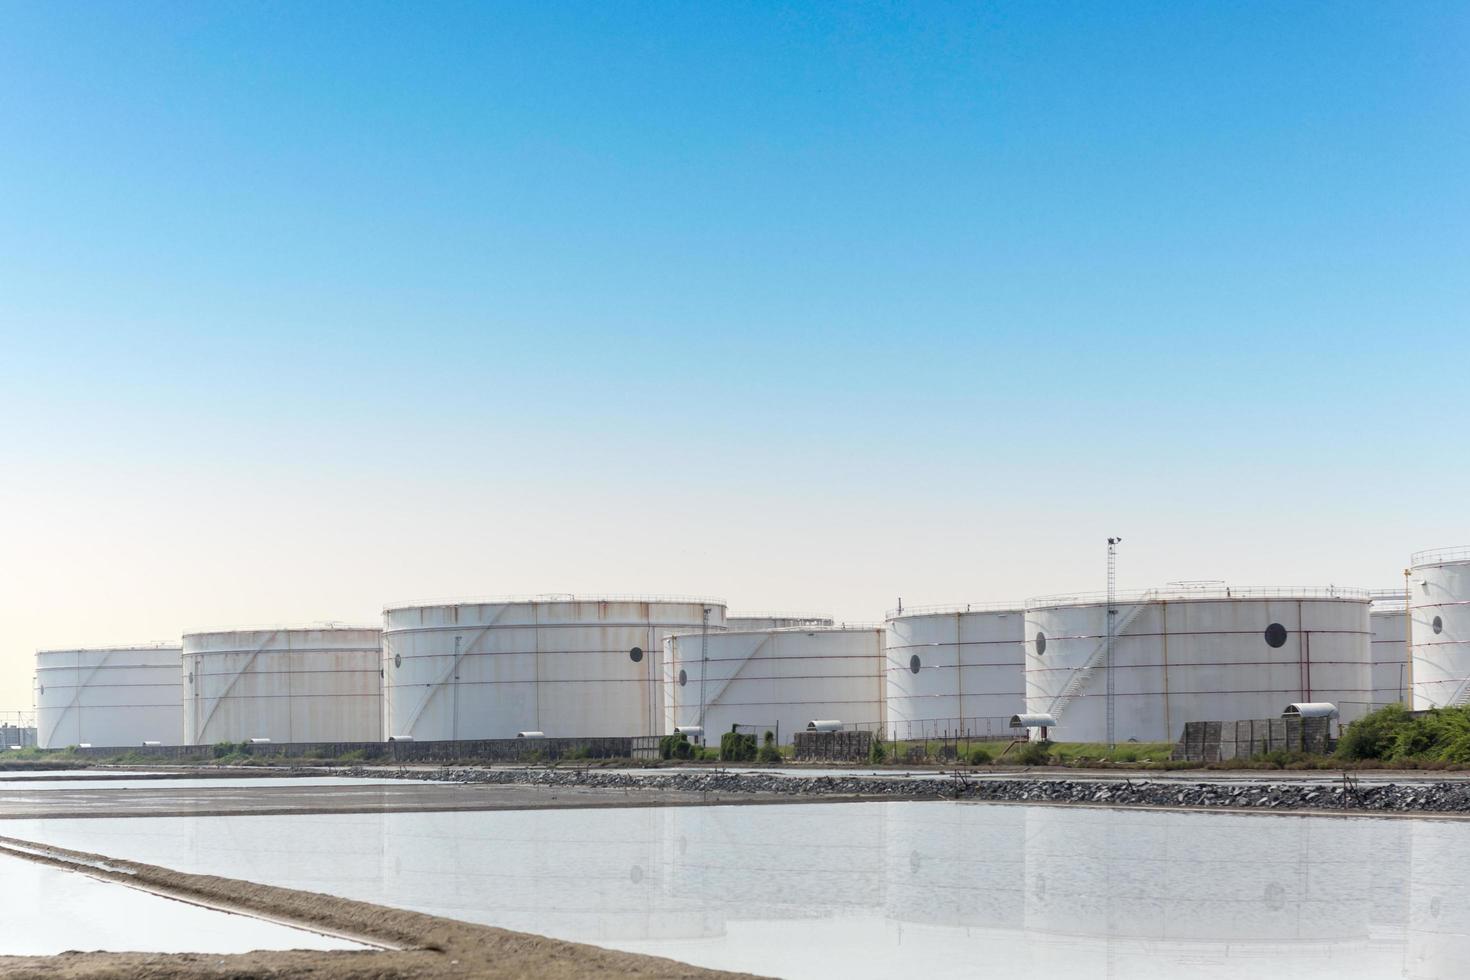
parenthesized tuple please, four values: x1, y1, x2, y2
(663, 626, 884, 743)
(1370, 591, 1410, 709)
(382, 595, 724, 741)
(725, 613, 834, 631)
(183, 625, 382, 744)
(1408, 548, 1470, 709)
(34, 645, 183, 749)
(884, 604, 1025, 741)
(1024, 585, 1371, 743)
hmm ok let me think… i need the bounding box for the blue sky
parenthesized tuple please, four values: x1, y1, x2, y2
(1, 2, 1466, 706)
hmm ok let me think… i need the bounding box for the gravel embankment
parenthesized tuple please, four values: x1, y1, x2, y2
(347, 766, 1470, 815)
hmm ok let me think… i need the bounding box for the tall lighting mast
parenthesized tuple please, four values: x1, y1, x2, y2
(1106, 537, 1122, 749)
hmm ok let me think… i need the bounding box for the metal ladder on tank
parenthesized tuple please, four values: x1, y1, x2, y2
(1044, 592, 1154, 725)
(1444, 676, 1470, 709)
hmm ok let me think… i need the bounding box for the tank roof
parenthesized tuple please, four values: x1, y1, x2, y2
(383, 593, 727, 613)
(182, 622, 379, 637)
(36, 643, 182, 655)
(1025, 585, 1370, 609)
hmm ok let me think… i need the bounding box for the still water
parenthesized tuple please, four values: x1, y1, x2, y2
(0, 851, 364, 955)
(6, 801, 1462, 978)
(0, 775, 403, 792)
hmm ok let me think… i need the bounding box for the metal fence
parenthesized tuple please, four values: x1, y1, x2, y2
(840, 716, 1017, 742)
(1173, 717, 1335, 762)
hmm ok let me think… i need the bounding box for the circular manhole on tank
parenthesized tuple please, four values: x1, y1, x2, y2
(629, 646, 643, 663)
(909, 655, 922, 674)
(678, 669, 688, 686)
(1264, 623, 1288, 648)
(1433, 616, 1444, 635)
(1035, 632, 1047, 656)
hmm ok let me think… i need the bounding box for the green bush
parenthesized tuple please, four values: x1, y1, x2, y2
(967, 747, 992, 765)
(720, 731, 758, 762)
(1337, 704, 1407, 760)
(1335, 704, 1470, 765)
(869, 735, 887, 764)
(757, 732, 781, 763)
(1015, 740, 1053, 766)
(660, 733, 694, 760)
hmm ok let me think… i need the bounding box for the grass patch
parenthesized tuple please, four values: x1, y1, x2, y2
(1047, 742, 1176, 765)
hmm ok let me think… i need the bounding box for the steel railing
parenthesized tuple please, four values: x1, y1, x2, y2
(886, 601, 1025, 619)
(1026, 585, 1370, 607)
(383, 593, 728, 612)
(1411, 546, 1470, 567)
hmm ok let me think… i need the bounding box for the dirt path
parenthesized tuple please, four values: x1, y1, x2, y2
(0, 836, 760, 980)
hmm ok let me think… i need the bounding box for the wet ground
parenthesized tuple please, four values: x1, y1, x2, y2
(8, 767, 1470, 978)
(0, 777, 856, 820)
(0, 849, 364, 956)
(8, 797, 1465, 978)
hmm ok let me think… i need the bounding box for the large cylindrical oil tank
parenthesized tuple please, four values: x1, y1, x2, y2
(182, 626, 382, 744)
(382, 596, 724, 740)
(663, 626, 884, 743)
(1409, 548, 1470, 709)
(34, 645, 183, 749)
(1024, 586, 1371, 743)
(1370, 592, 1410, 709)
(884, 604, 1025, 741)
(724, 613, 834, 631)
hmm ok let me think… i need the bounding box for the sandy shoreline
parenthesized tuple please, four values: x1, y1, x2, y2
(0, 835, 759, 979)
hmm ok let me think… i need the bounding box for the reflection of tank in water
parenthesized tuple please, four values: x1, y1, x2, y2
(1021, 806, 1387, 975)
(881, 801, 1024, 929)
(377, 807, 727, 944)
(1406, 818, 1470, 980)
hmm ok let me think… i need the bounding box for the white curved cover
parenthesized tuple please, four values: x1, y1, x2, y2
(1024, 595, 1370, 743)
(664, 628, 884, 743)
(183, 627, 381, 744)
(384, 599, 723, 740)
(884, 609, 1025, 740)
(1410, 557, 1470, 709)
(1370, 608, 1409, 708)
(35, 646, 183, 749)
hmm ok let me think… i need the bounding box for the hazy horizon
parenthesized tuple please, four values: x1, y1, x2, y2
(3, 2, 1466, 710)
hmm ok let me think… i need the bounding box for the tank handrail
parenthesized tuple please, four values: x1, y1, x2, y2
(726, 612, 834, 622)
(182, 623, 380, 637)
(36, 643, 183, 654)
(384, 593, 727, 612)
(1026, 585, 1370, 608)
(666, 623, 885, 638)
(1411, 546, 1470, 566)
(885, 601, 1025, 619)
(1369, 590, 1410, 611)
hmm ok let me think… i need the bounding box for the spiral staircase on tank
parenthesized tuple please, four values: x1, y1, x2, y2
(1043, 592, 1155, 726)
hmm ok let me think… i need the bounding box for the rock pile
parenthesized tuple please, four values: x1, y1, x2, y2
(341, 765, 1470, 815)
